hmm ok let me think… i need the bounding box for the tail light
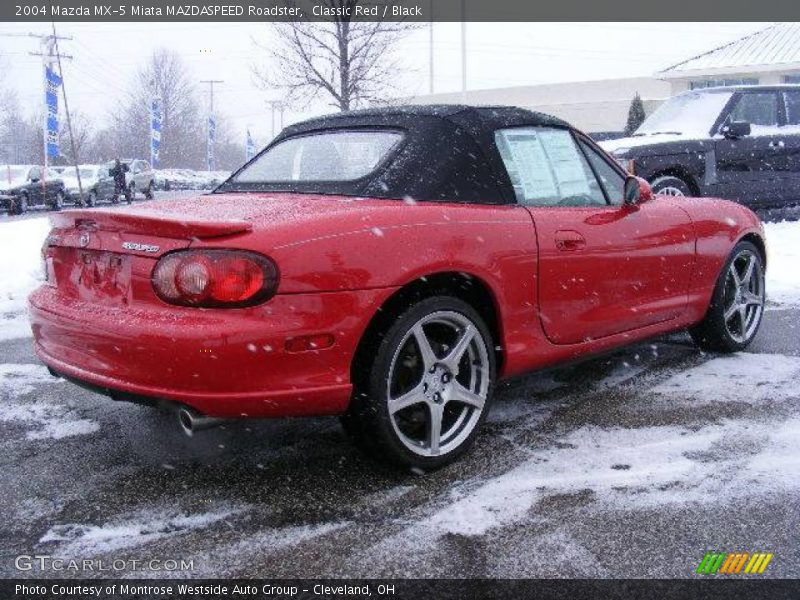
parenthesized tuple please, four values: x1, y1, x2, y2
(152, 250, 278, 308)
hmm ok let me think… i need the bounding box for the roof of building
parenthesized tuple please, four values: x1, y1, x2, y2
(660, 23, 800, 77)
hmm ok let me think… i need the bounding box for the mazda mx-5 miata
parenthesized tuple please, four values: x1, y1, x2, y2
(29, 106, 767, 469)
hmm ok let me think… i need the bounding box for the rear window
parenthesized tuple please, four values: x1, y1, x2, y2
(234, 130, 402, 183)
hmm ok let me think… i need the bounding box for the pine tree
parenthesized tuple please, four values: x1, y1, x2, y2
(624, 93, 647, 136)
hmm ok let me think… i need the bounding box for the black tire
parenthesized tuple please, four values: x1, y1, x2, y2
(9, 192, 28, 216)
(651, 175, 692, 197)
(343, 296, 496, 470)
(689, 241, 765, 353)
(144, 181, 154, 200)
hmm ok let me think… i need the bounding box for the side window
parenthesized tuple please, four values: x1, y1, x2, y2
(728, 92, 778, 128)
(495, 127, 607, 207)
(578, 139, 626, 205)
(783, 91, 800, 126)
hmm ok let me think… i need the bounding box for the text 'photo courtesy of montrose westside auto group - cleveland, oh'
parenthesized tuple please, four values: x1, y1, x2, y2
(1, 0, 800, 598)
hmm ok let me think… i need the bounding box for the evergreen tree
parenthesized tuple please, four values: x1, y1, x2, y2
(624, 93, 647, 136)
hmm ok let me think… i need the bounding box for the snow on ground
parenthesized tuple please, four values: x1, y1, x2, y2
(382, 353, 800, 540)
(0, 363, 98, 440)
(0, 217, 50, 341)
(40, 506, 245, 557)
(764, 220, 800, 305)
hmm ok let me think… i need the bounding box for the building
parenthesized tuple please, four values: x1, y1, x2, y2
(659, 23, 800, 94)
(410, 23, 800, 135)
(410, 77, 671, 136)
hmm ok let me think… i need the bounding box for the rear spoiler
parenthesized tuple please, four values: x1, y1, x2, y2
(51, 209, 253, 239)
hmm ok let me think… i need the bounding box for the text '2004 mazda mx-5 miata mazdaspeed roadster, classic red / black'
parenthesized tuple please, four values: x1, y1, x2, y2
(29, 105, 767, 469)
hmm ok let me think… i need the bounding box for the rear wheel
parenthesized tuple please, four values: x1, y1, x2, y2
(690, 241, 765, 352)
(651, 175, 692, 197)
(344, 296, 495, 470)
(9, 192, 28, 215)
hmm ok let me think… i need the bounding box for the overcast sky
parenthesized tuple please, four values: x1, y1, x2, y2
(0, 22, 770, 145)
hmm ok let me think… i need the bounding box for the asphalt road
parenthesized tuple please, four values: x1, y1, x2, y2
(0, 303, 798, 579)
(0, 196, 798, 580)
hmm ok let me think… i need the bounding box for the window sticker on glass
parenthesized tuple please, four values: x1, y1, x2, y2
(538, 130, 592, 199)
(498, 130, 558, 201)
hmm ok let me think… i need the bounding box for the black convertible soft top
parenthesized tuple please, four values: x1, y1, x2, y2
(218, 105, 573, 205)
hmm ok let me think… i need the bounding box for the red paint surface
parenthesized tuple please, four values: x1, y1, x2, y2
(29, 191, 764, 418)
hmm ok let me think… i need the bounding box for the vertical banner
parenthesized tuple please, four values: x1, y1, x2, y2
(246, 129, 255, 162)
(150, 98, 162, 168)
(207, 115, 216, 171)
(45, 66, 61, 158)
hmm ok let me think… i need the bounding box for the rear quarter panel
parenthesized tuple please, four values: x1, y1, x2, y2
(196, 200, 542, 378)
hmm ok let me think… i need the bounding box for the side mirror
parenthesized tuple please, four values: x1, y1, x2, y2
(637, 177, 653, 203)
(623, 176, 641, 205)
(721, 120, 751, 139)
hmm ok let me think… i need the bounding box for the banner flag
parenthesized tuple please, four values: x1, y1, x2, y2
(246, 129, 255, 161)
(45, 66, 61, 158)
(150, 98, 162, 168)
(207, 115, 216, 171)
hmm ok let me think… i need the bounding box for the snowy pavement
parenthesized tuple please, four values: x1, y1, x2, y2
(0, 209, 799, 578)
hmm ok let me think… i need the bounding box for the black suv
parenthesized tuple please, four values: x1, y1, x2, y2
(0, 165, 67, 215)
(601, 85, 800, 207)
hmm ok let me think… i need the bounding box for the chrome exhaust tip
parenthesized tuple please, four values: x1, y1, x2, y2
(178, 406, 226, 437)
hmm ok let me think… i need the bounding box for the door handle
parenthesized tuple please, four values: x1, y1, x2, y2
(554, 230, 586, 251)
(769, 140, 785, 149)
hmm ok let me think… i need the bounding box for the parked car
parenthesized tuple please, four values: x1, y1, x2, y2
(601, 85, 800, 206)
(61, 165, 116, 206)
(0, 165, 66, 214)
(30, 106, 766, 469)
(118, 159, 155, 199)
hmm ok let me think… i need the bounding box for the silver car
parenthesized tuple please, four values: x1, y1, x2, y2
(120, 159, 156, 200)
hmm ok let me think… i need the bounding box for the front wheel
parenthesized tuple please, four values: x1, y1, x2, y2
(9, 192, 28, 215)
(690, 241, 765, 352)
(344, 296, 496, 470)
(651, 175, 692, 197)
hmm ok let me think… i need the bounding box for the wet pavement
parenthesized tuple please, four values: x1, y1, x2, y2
(1, 304, 798, 579)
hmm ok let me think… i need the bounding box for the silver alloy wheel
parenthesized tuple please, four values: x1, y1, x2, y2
(723, 248, 764, 343)
(386, 310, 490, 457)
(657, 185, 685, 196)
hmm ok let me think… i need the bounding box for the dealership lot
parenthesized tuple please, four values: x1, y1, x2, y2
(0, 205, 798, 578)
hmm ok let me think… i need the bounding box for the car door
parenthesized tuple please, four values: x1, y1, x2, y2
(714, 90, 786, 206)
(495, 126, 696, 345)
(779, 89, 800, 205)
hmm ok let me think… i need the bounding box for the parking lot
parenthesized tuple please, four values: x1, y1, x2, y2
(0, 199, 798, 579)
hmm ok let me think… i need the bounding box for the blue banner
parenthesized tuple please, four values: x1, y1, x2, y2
(45, 66, 61, 158)
(246, 129, 255, 162)
(150, 98, 162, 168)
(207, 115, 216, 171)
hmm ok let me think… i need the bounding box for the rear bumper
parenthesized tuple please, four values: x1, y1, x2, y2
(29, 285, 393, 418)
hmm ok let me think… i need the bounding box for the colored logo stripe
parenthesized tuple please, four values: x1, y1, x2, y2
(698, 552, 773, 574)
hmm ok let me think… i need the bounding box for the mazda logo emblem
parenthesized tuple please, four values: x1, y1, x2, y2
(79, 233, 90, 247)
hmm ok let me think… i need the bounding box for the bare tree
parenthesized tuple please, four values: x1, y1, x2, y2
(109, 48, 206, 168)
(58, 111, 94, 165)
(254, 1, 415, 111)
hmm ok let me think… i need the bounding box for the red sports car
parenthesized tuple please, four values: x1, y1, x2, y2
(29, 106, 767, 469)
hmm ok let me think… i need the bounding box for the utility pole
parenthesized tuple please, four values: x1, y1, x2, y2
(200, 79, 223, 171)
(461, 0, 467, 101)
(267, 100, 284, 140)
(429, 0, 435, 95)
(28, 31, 73, 205)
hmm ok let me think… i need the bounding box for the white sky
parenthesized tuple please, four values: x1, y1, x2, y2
(0, 22, 770, 146)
